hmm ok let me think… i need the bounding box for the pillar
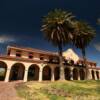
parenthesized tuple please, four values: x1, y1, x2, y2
(5, 68, 11, 82)
(51, 67, 55, 82)
(94, 70, 97, 80)
(85, 68, 89, 80)
(99, 70, 100, 80)
(39, 67, 43, 82)
(23, 68, 28, 82)
(70, 67, 73, 80)
(88, 69, 92, 80)
(78, 69, 80, 80)
(86, 68, 90, 80)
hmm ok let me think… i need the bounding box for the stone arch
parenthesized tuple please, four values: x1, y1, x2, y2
(28, 64, 39, 81)
(91, 70, 95, 80)
(79, 69, 85, 80)
(9, 63, 25, 81)
(54, 66, 60, 80)
(0, 61, 7, 81)
(42, 65, 51, 80)
(96, 71, 99, 80)
(64, 67, 71, 80)
(73, 68, 78, 80)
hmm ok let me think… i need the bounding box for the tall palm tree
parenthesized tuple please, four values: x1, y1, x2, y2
(72, 21, 96, 79)
(41, 9, 75, 80)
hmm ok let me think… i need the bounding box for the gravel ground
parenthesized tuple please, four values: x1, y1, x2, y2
(0, 81, 23, 100)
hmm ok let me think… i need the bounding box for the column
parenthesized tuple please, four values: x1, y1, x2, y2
(23, 68, 28, 82)
(51, 67, 55, 82)
(85, 68, 89, 80)
(88, 69, 92, 80)
(70, 67, 73, 80)
(5, 68, 11, 82)
(39, 67, 43, 82)
(89, 69, 92, 80)
(94, 70, 97, 80)
(78, 69, 80, 80)
(86, 68, 90, 80)
(99, 70, 100, 80)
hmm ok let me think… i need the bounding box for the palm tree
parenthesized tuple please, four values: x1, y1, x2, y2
(41, 9, 75, 80)
(72, 21, 96, 79)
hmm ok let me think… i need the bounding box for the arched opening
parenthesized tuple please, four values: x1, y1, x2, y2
(64, 67, 71, 80)
(28, 64, 39, 81)
(73, 68, 78, 80)
(9, 63, 25, 81)
(79, 69, 85, 80)
(91, 70, 95, 80)
(54, 67, 60, 80)
(96, 71, 99, 80)
(0, 61, 7, 81)
(43, 66, 51, 80)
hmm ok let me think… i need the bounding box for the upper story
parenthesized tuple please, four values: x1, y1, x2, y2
(0, 45, 96, 68)
(6, 46, 59, 64)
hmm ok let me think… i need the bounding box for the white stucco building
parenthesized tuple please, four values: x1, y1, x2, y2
(0, 45, 99, 82)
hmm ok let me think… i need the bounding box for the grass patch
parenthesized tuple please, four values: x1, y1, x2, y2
(16, 80, 100, 100)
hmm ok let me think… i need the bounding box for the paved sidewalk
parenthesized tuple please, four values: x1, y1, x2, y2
(0, 81, 23, 100)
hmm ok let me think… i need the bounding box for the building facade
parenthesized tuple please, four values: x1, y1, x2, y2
(0, 46, 100, 82)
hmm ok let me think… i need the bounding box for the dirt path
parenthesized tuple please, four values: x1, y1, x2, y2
(0, 81, 23, 100)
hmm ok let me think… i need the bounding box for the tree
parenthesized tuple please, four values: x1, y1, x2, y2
(72, 21, 96, 79)
(41, 9, 75, 80)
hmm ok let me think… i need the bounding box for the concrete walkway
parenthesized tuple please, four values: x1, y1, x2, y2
(0, 81, 23, 100)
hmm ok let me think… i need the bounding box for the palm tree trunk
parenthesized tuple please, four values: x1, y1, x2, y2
(82, 48, 86, 66)
(58, 44, 65, 80)
(82, 48, 88, 80)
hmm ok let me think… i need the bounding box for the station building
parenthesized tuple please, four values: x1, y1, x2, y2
(0, 46, 99, 82)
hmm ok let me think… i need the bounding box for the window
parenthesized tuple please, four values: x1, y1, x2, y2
(7, 50, 11, 56)
(29, 52, 33, 59)
(16, 50, 21, 57)
(16, 53, 21, 57)
(49, 57, 53, 62)
(40, 55, 44, 60)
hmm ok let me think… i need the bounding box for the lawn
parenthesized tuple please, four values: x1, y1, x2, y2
(16, 80, 100, 100)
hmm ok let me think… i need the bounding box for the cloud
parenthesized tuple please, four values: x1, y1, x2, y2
(0, 35, 15, 44)
(94, 43, 100, 52)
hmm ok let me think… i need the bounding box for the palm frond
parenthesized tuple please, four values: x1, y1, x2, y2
(41, 9, 75, 47)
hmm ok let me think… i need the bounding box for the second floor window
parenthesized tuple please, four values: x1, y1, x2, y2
(40, 55, 44, 60)
(7, 50, 11, 56)
(16, 50, 21, 57)
(29, 52, 33, 59)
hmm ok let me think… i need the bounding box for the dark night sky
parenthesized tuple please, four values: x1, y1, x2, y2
(0, 0, 100, 66)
